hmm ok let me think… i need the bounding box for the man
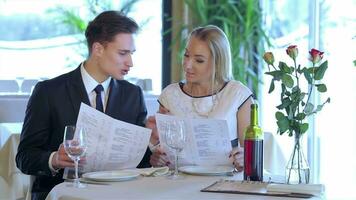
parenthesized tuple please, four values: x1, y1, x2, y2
(16, 11, 151, 200)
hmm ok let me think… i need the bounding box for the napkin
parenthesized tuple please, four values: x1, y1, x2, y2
(267, 183, 325, 196)
(137, 167, 169, 177)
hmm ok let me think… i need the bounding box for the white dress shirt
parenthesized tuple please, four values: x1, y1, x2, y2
(80, 63, 111, 111)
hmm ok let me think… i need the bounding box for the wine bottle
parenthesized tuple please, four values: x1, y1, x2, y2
(244, 103, 264, 181)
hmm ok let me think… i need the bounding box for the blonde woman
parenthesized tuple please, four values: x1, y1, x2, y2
(148, 25, 253, 171)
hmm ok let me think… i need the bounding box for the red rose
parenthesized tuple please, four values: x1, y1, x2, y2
(309, 48, 324, 64)
(286, 45, 298, 61)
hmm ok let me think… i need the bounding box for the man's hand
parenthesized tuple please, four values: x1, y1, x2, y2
(51, 144, 74, 169)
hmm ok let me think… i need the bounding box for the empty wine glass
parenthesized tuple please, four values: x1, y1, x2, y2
(63, 125, 87, 188)
(15, 77, 25, 94)
(165, 120, 186, 179)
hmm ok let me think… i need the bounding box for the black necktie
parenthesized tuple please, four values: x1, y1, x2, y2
(94, 84, 104, 112)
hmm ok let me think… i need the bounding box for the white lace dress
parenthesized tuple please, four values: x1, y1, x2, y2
(158, 80, 253, 140)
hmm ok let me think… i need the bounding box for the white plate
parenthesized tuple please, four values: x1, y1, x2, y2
(178, 165, 234, 176)
(82, 170, 140, 182)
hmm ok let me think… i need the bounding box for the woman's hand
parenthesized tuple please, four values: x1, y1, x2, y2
(146, 105, 170, 145)
(149, 146, 170, 167)
(229, 147, 244, 172)
(146, 116, 159, 145)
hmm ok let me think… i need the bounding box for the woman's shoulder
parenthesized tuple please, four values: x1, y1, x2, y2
(160, 82, 183, 99)
(161, 82, 181, 93)
(226, 80, 252, 93)
(220, 80, 253, 108)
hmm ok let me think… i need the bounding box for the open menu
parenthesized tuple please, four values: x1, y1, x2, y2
(155, 113, 232, 166)
(63, 103, 151, 179)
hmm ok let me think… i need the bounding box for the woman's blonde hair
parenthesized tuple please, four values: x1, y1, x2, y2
(188, 25, 233, 85)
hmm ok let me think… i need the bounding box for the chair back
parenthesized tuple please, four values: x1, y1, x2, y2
(0, 80, 19, 93)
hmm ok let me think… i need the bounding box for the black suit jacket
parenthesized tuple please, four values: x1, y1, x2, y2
(16, 66, 151, 197)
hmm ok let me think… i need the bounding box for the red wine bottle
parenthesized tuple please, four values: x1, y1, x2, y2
(244, 103, 263, 181)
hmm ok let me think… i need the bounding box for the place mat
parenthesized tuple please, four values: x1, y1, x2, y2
(201, 180, 317, 198)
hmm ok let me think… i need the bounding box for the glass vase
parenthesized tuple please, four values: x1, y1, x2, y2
(285, 134, 310, 184)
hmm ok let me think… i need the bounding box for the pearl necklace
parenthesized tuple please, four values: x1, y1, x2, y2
(191, 95, 218, 117)
(187, 84, 222, 118)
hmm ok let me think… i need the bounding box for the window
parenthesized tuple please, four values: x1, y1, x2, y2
(0, 0, 162, 94)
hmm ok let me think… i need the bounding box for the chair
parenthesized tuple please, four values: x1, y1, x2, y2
(0, 95, 29, 123)
(137, 79, 153, 91)
(21, 79, 39, 94)
(0, 80, 19, 93)
(126, 78, 153, 91)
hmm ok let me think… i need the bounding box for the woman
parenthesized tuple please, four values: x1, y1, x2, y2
(148, 25, 253, 171)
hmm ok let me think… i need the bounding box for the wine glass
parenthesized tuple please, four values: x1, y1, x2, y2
(15, 77, 25, 94)
(63, 125, 87, 188)
(165, 120, 186, 179)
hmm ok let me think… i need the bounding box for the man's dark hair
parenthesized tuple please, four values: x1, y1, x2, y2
(85, 10, 139, 54)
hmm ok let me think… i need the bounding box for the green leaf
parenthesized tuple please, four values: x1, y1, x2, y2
(268, 80, 275, 93)
(277, 62, 284, 70)
(307, 67, 317, 74)
(279, 62, 292, 73)
(300, 123, 309, 134)
(277, 98, 292, 110)
(296, 113, 306, 120)
(275, 111, 285, 120)
(281, 84, 286, 100)
(282, 74, 294, 88)
(277, 117, 289, 133)
(265, 71, 283, 80)
(304, 70, 313, 84)
(290, 89, 300, 100)
(316, 84, 327, 92)
(297, 66, 304, 73)
(304, 102, 314, 114)
(299, 92, 307, 101)
(315, 61, 328, 80)
(353, 60, 356, 67)
(315, 104, 324, 112)
(292, 86, 300, 93)
(315, 97, 331, 112)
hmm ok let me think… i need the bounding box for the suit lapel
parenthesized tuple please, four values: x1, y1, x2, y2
(66, 66, 90, 115)
(105, 79, 122, 118)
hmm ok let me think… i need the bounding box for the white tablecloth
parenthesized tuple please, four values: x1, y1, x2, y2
(0, 123, 23, 148)
(0, 133, 30, 200)
(0, 125, 11, 148)
(0, 125, 285, 200)
(46, 173, 322, 200)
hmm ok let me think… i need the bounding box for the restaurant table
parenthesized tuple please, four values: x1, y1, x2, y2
(45, 172, 322, 200)
(0, 123, 23, 147)
(0, 133, 30, 200)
